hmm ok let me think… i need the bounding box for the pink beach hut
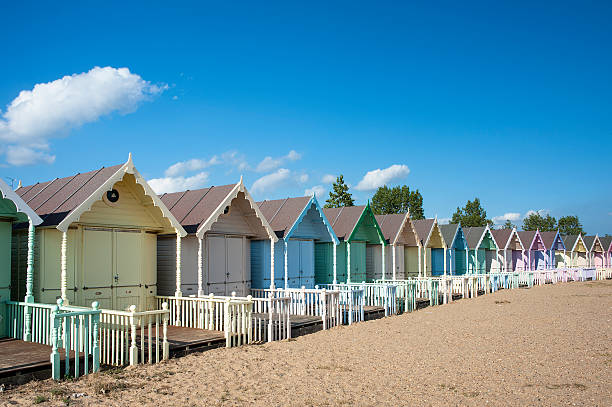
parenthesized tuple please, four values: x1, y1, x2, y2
(517, 230, 546, 271)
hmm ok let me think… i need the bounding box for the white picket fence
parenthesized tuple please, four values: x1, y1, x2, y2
(156, 295, 253, 347)
(251, 287, 341, 330)
(250, 294, 291, 342)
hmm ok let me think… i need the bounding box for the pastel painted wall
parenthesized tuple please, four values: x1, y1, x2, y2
(404, 246, 419, 277)
(0, 221, 11, 338)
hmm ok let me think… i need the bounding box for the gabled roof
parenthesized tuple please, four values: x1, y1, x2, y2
(0, 178, 43, 224)
(16, 154, 186, 236)
(412, 218, 434, 246)
(375, 212, 417, 246)
(258, 195, 338, 244)
(599, 236, 612, 253)
(517, 231, 537, 250)
(583, 235, 603, 253)
(491, 228, 512, 250)
(563, 234, 587, 253)
(160, 179, 277, 241)
(540, 230, 565, 250)
(323, 204, 385, 244)
(439, 223, 459, 248)
(463, 225, 498, 250)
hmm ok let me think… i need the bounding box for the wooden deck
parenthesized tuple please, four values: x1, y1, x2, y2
(0, 338, 67, 377)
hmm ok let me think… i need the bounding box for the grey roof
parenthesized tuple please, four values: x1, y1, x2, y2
(562, 235, 580, 251)
(438, 223, 459, 247)
(463, 226, 486, 250)
(539, 231, 560, 250)
(160, 184, 236, 234)
(491, 228, 513, 249)
(258, 197, 311, 238)
(322, 206, 366, 241)
(599, 236, 612, 252)
(583, 235, 601, 252)
(375, 213, 405, 242)
(16, 164, 123, 227)
(517, 231, 537, 250)
(412, 219, 435, 245)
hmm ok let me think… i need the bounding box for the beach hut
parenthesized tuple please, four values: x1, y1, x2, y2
(463, 226, 500, 274)
(1, 179, 42, 338)
(562, 235, 589, 267)
(600, 236, 612, 267)
(517, 230, 547, 270)
(322, 204, 386, 283)
(375, 212, 419, 280)
(158, 180, 276, 297)
(252, 195, 338, 289)
(439, 223, 468, 275)
(583, 235, 605, 268)
(540, 231, 566, 269)
(413, 219, 447, 276)
(491, 227, 525, 272)
(13, 154, 186, 311)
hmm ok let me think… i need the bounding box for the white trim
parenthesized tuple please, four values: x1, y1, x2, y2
(195, 178, 277, 242)
(56, 154, 187, 236)
(475, 224, 498, 250)
(1, 178, 43, 225)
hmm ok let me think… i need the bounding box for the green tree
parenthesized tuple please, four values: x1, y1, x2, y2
(502, 219, 515, 230)
(557, 215, 584, 235)
(451, 198, 492, 227)
(522, 212, 557, 231)
(324, 175, 354, 208)
(370, 185, 424, 220)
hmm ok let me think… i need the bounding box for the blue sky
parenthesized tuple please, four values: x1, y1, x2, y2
(1, 1, 610, 234)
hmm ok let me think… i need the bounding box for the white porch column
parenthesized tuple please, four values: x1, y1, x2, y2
(563, 249, 566, 268)
(332, 242, 337, 284)
(197, 237, 204, 297)
(284, 240, 289, 289)
(465, 248, 469, 274)
(25, 220, 35, 303)
(423, 246, 428, 277)
(496, 249, 500, 272)
(60, 231, 68, 304)
(504, 249, 508, 272)
(175, 232, 182, 297)
(418, 245, 422, 278)
(392, 244, 397, 280)
(381, 243, 386, 281)
(443, 246, 447, 277)
(270, 238, 275, 289)
(347, 242, 352, 283)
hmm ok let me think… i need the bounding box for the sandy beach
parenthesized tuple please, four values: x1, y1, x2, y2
(1, 279, 610, 407)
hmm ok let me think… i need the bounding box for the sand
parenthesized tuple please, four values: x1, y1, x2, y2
(1, 279, 610, 406)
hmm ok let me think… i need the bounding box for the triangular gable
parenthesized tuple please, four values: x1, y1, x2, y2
(529, 230, 546, 251)
(541, 230, 565, 251)
(476, 225, 498, 250)
(285, 195, 339, 244)
(0, 178, 42, 224)
(196, 178, 277, 242)
(587, 235, 604, 253)
(56, 154, 186, 236)
(347, 203, 385, 245)
(394, 212, 419, 246)
(572, 234, 588, 253)
(424, 218, 445, 248)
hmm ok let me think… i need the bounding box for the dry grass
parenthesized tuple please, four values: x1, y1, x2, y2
(1, 280, 611, 406)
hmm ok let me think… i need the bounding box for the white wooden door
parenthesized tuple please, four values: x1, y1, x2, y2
(226, 237, 245, 295)
(82, 228, 113, 309)
(114, 229, 142, 311)
(208, 235, 227, 295)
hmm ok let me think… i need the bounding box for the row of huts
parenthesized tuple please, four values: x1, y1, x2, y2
(2, 155, 611, 315)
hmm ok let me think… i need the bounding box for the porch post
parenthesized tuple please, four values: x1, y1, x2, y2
(24, 220, 35, 341)
(465, 248, 469, 275)
(347, 242, 351, 283)
(60, 231, 68, 304)
(197, 237, 204, 297)
(496, 249, 499, 273)
(418, 245, 422, 278)
(423, 246, 428, 277)
(284, 240, 288, 289)
(392, 244, 397, 280)
(175, 232, 182, 297)
(381, 243, 386, 281)
(563, 249, 566, 268)
(443, 246, 447, 277)
(270, 238, 275, 289)
(332, 242, 337, 284)
(504, 249, 508, 272)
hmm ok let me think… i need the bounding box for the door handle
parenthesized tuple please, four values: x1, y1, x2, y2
(114, 275, 119, 283)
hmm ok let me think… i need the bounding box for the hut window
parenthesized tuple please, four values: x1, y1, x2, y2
(223, 206, 231, 215)
(103, 189, 120, 206)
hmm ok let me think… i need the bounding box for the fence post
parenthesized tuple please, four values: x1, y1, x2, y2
(267, 292, 273, 342)
(129, 305, 138, 366)
(300, 286, 306, 316)
(50, 301, 61, 380)
(321, 288, 328, 330)
(246, 296, 253, 344)
(162, 302, 169, 360)
(224, 298, 231, 348)
(91, 301, 100, 373)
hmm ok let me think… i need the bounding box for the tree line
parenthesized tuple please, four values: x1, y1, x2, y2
(323, 175, 585, 235)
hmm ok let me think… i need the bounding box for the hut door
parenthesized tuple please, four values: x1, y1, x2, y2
(287, 240, 300, 287)
(207, 235, 247, 296)
(226, 236, 246, 296)
(350, 242, 366, 283)
(299, 240, 314, 288)
(114, 229, 142, 311)
(314, 242, 333, 285)
(208, 235, 227, 295)
(82, 228, 113, 309)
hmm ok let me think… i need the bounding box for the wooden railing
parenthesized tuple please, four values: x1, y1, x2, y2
(98, 304, 169, 366)
(596, 267, 612, 280)
(5, 301, 54, 344)
(250, 294, 291, 342)
(251, 288, 341, 330)
(155, 295, 252, 347)
(324, 283, 398, 316)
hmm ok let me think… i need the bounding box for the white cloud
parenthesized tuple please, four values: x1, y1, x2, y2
(437, 218, 451, 225)
(5, 145, 55, 166)
(298, 174, 309, 183)
(322, 174, 336, 184)
(255, 150, 301, 172)
(148, 172, 209, 194)
(0, 66, 165, 166)
(354, 164, 410, 191)
(164, 157, 220, 177)
(251, 168, 291, 194)
(525, 209, 550, 218)
(492, 212, 521, 224)
(222, 151, 249, 171)
(305, 185, 326, 198)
